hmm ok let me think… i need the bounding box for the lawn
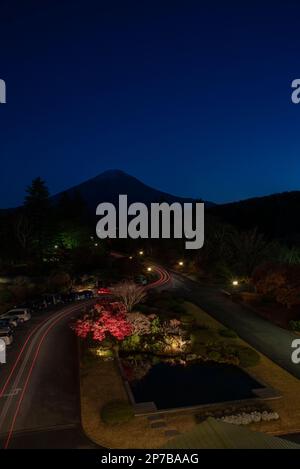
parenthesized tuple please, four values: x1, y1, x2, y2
(80, 301, 300, 447)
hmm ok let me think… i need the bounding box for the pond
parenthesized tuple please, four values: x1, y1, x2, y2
(123, 359, 263, 410)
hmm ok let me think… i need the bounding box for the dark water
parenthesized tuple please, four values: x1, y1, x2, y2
(128, 361, 263, 410)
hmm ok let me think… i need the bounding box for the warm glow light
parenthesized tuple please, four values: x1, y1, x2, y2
(178, 261, 184, 266)
(94, 243, 98, 247)
(232, 280, 239, 286)
(93, 348, 113, 358)
(129, 256, 133, 260)
(139, 250, 144, 255)
(147, 267, 152, 272)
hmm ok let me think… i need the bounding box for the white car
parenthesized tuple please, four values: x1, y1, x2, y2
(0, 329, 13, 345)
(1, 308, 31, 323)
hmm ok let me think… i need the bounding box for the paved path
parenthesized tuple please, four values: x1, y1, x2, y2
(168, 271, 300, 380)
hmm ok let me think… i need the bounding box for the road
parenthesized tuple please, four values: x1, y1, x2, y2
(0, 266, 170, 449)
(1, 265, 298, 448)
(167, 270, 300, 380)
(0, 301, 99, 449)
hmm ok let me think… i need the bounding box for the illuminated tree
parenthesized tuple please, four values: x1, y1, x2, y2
(126, 312, 152, 335)
(111, 281, 146, 311)
(72, 302, 132, 346)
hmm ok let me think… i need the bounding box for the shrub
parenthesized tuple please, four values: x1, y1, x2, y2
(190, 328, 215, 345)
(180, 314, 195, 326)
(207, 350, 222, 361)
(240, 292, 261, 304)
(121, 334, 141, 352)
(150, 317, 160, 334)
(289, 320, 300, 331)
(218, 328, 238, 339)
(100, 400, 134, 425)
(148, 339, 165, 354)
(235, 346, 260, 367)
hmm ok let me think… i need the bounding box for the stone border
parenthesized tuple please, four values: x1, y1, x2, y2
(116, 353, 281, 417)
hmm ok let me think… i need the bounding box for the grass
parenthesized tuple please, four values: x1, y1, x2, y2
(218, 328, 238, 339)
(184, 302, 300, 435)
(80, 302, 300, 447)
(80, 349, 195, 448)
(101, 400, 134, 425)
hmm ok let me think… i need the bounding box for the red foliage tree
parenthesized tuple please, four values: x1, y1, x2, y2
(72, 302, 132, 344)
(252, 263, 300, 309)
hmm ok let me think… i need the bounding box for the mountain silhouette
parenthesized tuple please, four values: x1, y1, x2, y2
(52, 169, 212, 211)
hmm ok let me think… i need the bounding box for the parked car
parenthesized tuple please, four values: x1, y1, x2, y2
(0, 315, 20, 327)
(0, 319, 16, 332)
(0, 329, 13, 345)
(42, 294, 63, 307)
(18, 298, 47, 313)
(97, 287, 112, 296)
(1, 308, 31, 323)
(60, 291, 78, 303)
(81, 290, 94, 299)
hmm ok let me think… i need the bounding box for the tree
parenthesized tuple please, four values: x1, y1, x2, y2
(111, 281, 146, 312)
(72, 302, 132, 346)
(276, 286, 300, 309)
(229, 228, 273, 278)
(47, 271, 72, 292)
(253, 266, 286, 296)
(126, 312, 152, 335)
(14, 212, 32, 252)
(252, 263, 300, 309)
(24, 177, 51, 258)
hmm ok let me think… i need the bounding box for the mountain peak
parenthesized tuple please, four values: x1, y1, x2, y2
(98, 169, 127, 178)
(52, 169, 212, 211)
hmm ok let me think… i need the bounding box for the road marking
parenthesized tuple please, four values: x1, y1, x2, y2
(0, 388, 22, 398)
(2, 300, 96, 449)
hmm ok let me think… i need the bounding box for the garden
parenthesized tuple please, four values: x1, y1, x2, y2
(73, 283, 263, 426)
(73, 286, 260, 372)
(75, 282, 300, 448)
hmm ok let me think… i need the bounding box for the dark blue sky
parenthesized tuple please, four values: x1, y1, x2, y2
(1, 0, 300, 207)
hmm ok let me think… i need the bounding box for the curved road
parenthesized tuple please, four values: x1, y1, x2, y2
(1, 265, 299, 447)
(0, 267, 170, 449)
(168, 270, 300, 380)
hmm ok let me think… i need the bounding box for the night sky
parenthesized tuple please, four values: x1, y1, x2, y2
(1, 0, 300, 207)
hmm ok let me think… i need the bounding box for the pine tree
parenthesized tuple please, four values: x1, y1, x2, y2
(24, 177, 51, 258)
